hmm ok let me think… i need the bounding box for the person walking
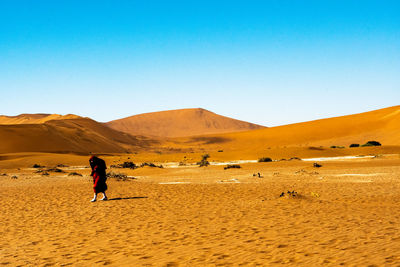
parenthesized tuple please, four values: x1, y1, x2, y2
(89, 155, 108, 202)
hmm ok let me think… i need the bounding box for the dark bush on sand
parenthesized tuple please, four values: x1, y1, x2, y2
(197, 154, 210, 167)
(106, 172, 136, 181)
(107, 171, 127, 179)
(140, 162, 164, 168)
(46, 168, 65, 173)
(224, 164, 241, 170)
(258, 157, 272, 162)
(111, 161, 137, 169)
(349, 144, 360, 148)
(361, 141, 381, 147)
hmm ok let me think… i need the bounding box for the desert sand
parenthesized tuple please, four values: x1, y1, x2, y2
(1, 106, 400, 266)
(1, 152, 400, 266)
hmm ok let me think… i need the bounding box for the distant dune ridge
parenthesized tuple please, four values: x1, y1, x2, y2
(0, 105, 399, 154)
(0, 114, 81, 125)
(106, 108, 266, 137)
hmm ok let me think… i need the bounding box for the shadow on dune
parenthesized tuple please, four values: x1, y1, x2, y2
(108, 196, 148, 201)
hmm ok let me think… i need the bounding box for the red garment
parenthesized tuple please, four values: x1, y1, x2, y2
(89, 156, 107, 193)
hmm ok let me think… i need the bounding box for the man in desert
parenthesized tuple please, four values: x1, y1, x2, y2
(89, 155, 108, 202)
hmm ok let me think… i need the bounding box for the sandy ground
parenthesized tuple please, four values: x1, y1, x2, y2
(1, 155, 400, 266)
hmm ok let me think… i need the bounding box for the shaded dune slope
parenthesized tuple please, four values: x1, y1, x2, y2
(106, 108, 265, 137)
(0, 118, 155, 154)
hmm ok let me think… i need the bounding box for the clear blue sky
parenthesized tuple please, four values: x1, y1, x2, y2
(0, 1, 399, 126)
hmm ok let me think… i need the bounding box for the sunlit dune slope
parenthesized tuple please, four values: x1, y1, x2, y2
(0, 118, 156, 154)
(106, 108, 265, 137)
(0, 113, 81, 124)
(177, 105, 400, 152)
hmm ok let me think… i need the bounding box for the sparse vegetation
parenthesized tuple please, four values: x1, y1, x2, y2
(330, 145, 345, 149)
(32, 164, 43, 168)
(107, 171, 127, 179)
(313, 163, 322, 168)
(122, 161, 137, 169)
(140, 162, 164, 168)
(56, 164, 68, 167)
(258, 157, 272, 162)
(111, 161, 137, 169)
(349, 143, 360, 148)
(361, 141, 381, 147)
(11, 175, 18, 179)
(218, 150, 224, 152)
(106, 171, 136, 181)
(224, 164, 241, 170)
(197, 154, 210, 167)
(279, 190, 298, 198)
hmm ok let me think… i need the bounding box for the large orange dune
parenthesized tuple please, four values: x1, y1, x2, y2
(173, 105, 400, 155)
(106, 108, 265, 137)
(0, 118, 156, 154)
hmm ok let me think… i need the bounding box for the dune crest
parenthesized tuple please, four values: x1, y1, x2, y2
(0, 113, 81, 125)
(106, 108, 265, 137)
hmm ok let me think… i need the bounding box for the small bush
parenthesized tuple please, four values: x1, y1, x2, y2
(140, 162, 163, 168)
(313, 163, 322, 168)
(349, 144, 360, 148)
(111, 161, 138, 169)
(197, 154, 210, 167)
(46, 168, 65, 173)
(32, 164, 42, 168)
(122, 161, 138, 169)
(56, 164, 68, 167)
(361, 141, 381, 147)
(258, 157, 272, 162)
(107, 172, 127, 179)
(106, 172, 136, 181)
(224, 164, 241, 170)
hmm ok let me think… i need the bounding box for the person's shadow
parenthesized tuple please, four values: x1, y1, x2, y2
(108, 196, 148, 201)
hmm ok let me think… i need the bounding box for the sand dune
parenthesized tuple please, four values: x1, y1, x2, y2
(174, 105, 400, 156)
(106, 108, 265, 137)
(0, 106, 399, 157)
(0, 113, 81, 124)
(0, 118, 156, 154)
